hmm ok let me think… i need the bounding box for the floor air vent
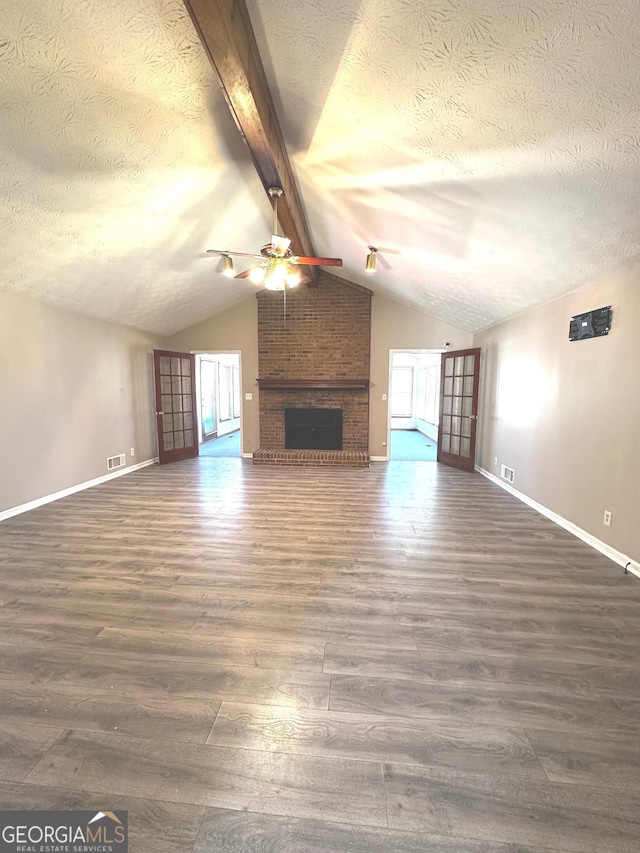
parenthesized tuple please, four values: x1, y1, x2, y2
(500, 464, 515, 484)
(107, 454, 126, 471)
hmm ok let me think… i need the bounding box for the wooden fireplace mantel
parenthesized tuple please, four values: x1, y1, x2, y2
(256, 378, 370, 390)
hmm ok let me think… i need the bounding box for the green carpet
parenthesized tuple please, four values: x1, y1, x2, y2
(390, 429, 437, 461)
(199, 428, 437, 461)
(199, 430, 241, 457)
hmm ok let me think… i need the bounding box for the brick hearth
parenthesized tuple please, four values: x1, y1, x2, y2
(253, 449, 369, 467)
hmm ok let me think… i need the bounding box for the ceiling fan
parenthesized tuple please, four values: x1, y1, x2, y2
(206, 187, 342, 290)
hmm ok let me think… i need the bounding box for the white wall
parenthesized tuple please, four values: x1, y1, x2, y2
(474, 261, 640, 566)
(0, 290, 161, 515)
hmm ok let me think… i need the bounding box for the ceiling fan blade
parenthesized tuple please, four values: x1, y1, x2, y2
(234, 268, 258, 279)
(293, 256, 343, 266)
(206, 249, 259, 258)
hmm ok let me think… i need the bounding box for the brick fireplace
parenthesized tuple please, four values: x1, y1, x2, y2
(253, 271, 371, 467)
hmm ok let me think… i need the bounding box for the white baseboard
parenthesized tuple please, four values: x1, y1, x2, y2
(369, 455, 389, 462)
(476, 465, 640, 580)
(0, 458, 158, 522)
(241, 452, 254, 459)
(416, 425, 438, 443)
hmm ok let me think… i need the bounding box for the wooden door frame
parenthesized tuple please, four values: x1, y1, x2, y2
(192, 350, 244, 455)
(382, 348, 445, 462)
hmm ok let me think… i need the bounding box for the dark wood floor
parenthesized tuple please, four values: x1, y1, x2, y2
(1, 457, 639, 852)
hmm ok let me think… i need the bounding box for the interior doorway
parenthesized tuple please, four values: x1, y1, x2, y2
(195, 352, 241, 458)
(388, 350, 442, 461)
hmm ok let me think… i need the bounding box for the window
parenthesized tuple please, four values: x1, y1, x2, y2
(390, 366, 414, 417)
(219, 363, 232, 421)
(232, 363, 240, 418)
(416, 366, 427, 420)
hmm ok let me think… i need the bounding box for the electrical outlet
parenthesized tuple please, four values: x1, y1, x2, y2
(130, 447, 135, 456)
(245, 392, 252, 401)
(603, 510, 612, 527)
(382, 393, 387, 401)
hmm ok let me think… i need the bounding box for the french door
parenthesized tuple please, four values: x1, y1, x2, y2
(153, 350, 199, 464)
(437, 347, 481, 473)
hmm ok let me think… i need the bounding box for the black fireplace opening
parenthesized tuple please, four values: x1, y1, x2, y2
(285, 408, 343, 450)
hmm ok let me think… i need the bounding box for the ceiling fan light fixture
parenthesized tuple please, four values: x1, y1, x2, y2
(222, 254, 235, 277)
(249, 265, 266, 284)
(264, 259, 289, 291)
(206, 186, 341, 295)
(365, 246, 377, 273)
(286, 269, 301, 288)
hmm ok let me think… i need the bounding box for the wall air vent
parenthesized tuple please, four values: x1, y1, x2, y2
(500, 464, 515, 484)
(107, 454, 126, 471)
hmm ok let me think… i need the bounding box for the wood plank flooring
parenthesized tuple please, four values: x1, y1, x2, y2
(1, 457, 639, 852)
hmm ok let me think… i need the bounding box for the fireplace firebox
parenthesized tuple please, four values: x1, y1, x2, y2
(285, 408, 343, 450)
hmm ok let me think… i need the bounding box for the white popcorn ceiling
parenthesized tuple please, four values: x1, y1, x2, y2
(1, 0, 640, 335)
(248, 0, 640, 331)
(0, 0, 273, 335)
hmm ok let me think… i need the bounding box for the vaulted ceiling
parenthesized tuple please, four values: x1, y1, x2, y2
(2, 0, 639, 335)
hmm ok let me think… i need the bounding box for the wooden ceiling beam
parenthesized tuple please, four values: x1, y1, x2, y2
(182, 0, 315, 265)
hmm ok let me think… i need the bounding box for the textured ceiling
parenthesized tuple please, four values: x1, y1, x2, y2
(248, 0, 640, 331)
(0, 0, 273, 335)
(1, 0, 640, 334)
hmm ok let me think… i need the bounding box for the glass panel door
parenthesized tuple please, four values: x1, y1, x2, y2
(437, 347, 480, 473)
(154, 350, 199, 464)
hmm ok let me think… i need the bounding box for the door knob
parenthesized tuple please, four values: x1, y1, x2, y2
(156, 411, 164, 416)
